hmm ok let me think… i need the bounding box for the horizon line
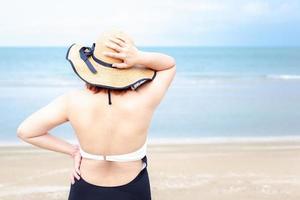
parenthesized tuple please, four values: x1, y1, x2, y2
(0, 45, 299, 48)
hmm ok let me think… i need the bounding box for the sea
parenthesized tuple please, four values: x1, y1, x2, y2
(1, 46, 300, 145)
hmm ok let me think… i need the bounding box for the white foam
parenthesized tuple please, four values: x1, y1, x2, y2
(147, 136, 300, 145)
(265, 74, 300, 80)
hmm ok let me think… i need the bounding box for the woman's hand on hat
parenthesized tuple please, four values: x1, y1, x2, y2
(103, 36, 141, 69)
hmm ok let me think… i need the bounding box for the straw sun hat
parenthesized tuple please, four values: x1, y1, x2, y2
(66, 30, 156, 90)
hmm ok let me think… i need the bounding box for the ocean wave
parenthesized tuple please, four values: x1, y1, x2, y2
(148, 136, 300, 144)
(175, 73, 300, 83)
(264, 74, 300, 80)
(1, 73, 300, 87)
(0, 79, 82, 87)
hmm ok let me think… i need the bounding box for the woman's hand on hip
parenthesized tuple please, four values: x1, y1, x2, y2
(70, 144, 82, 184)
(103, 35, 142, 69)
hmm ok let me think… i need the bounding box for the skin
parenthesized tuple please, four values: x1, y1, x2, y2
(17, 35, 176, 186)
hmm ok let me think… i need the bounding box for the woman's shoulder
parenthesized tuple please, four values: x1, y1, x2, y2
(65, 88, 89, 96)
(61, 88, 89, 103)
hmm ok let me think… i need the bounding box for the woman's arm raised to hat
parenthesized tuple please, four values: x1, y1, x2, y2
(135, 52, 176, 108)
(104, 35, 176, 108)
(135, 51, 176, 71)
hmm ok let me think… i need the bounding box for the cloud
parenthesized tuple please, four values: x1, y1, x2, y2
(242, 2, 271, 16)
(0, 0, 299, 46)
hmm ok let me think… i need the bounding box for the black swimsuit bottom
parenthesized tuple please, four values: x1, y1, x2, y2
(68, 155, 151, 200)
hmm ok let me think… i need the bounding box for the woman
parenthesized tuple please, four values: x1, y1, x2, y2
(17, 30, 176, 200)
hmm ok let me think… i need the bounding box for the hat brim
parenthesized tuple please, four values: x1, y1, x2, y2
(66, 44, 156, 90)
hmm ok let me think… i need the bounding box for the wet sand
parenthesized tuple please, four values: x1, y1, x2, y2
(0, 141, 300, 200)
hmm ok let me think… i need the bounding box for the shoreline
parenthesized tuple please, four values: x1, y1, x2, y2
(4, 135, 300, 147)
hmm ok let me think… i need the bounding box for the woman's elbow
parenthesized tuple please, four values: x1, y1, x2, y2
(17, 125, 26, 139)
(168, 56, 176, 69)
(17, 123, 31, 140)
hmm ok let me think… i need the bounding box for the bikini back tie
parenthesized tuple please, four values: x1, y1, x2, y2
(108, 89, 112, 105)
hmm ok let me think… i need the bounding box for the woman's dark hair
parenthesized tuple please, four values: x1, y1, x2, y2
(85, 83, 132, 94)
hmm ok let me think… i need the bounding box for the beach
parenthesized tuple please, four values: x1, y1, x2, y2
(1, 140, 300, 200)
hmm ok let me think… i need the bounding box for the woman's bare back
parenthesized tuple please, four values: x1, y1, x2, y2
(67, 66, 175, 186)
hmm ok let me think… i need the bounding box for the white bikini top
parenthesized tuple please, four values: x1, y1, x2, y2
(79, 137, 148, 162)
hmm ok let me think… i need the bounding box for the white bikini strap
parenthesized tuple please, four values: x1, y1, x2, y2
(79, 137, 148, 162)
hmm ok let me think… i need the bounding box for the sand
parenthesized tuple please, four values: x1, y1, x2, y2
(0, 141, 300, 200)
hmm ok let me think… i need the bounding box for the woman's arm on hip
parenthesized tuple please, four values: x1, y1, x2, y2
(17, 92, 77, 157)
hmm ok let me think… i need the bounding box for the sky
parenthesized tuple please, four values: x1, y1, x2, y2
(0, 0, 300, 46)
